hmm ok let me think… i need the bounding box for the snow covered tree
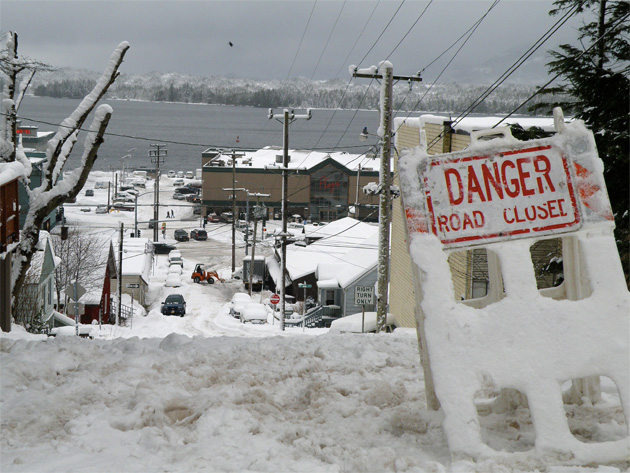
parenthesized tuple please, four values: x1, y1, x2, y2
(0, 32, 130, 314)
(536, 1, 630, 283)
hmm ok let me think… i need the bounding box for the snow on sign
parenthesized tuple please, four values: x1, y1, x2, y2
(399, 110, 628, 464)
(421, 138, 580, 247)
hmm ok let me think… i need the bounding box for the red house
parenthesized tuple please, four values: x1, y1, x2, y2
(80, 242, 117, 325)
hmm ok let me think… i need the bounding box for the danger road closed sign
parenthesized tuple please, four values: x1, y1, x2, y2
(422, 144, 581, 246)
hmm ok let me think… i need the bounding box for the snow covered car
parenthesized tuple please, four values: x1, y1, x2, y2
(168, 252, 183, 266)
(329, 312, 397, 333)
(161, 294, 186, 316)
(167, 170, 176, 178)
(229, 293, 252, 318)
(165, 273, 182, 287)
(95, 205, 108, 214)
(240, 303, 268, 324)
(168, 264, 182, 275)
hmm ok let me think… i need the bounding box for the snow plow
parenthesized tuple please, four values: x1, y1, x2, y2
(191, 264, 224, 284)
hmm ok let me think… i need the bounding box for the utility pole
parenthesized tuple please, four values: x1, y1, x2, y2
(149, 144, 167, 242)
(226, 150, 245, 272)
(351, 62, 421, 332)
(117, 222, 124, 326)
(268, 108, 312, 331)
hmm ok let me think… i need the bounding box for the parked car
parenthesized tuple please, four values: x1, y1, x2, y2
(153, 242, 176, 254)
(185, 171, 194, 179)
(190, 229, 207, 241)
(130, 179, 146, 189)
(176, 171, 185, 178)
(161, 294, 186, 316)
(167, 170, 176, 178)
(95, 205, 108, 214)
(241, 303, 269, 324)
(111, 203, 134, 211)
(168, 250, 183, 266)
(173, 193, 186, 200)
(168, 264, 182, 275)
(94, 181, 108, 189)
(230, 293, 252, 318)
(85, 189, 94, 197)
(174, 229, 189, 242)
(165, 273, 182, 287)
(173, 179, 185, 187)
(176, 187, 197, 195)
(219, 212, 234, 223)
(209, 213, 220, 223)
(329, 312, 397, 333)
(113, 192, 134, 202)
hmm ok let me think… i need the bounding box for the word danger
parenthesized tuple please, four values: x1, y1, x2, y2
(424, 145, 580, 245)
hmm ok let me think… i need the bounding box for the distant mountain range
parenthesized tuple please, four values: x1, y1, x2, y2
(27, 67, 559, 115)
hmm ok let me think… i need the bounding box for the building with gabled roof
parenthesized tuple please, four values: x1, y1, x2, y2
(266, 217, 379, 320)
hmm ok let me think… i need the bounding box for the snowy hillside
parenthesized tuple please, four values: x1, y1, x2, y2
(28, 68, 559, 114)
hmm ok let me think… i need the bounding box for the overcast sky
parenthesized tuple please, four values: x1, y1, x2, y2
(3, 0, 584, 83)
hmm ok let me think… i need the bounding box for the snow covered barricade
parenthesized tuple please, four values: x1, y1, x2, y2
(399, 108, 629, 464)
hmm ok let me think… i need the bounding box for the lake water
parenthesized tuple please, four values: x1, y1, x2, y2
(18, 96, 381, 172)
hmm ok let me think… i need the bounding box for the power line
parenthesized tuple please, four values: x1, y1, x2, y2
(310, 0, 347, 80)
(492, 11, 630, 129)
(423, 1, 588, 151)
(286, 0, 318, 80)
(394, 0, 501, 123)
(384, 0, 434, 62)
(356, 0, 407, 68)
(429, 1, 582, 146)
(333, 1, 381, 78)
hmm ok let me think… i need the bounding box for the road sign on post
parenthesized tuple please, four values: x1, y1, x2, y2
(355, 285, 374, 306)
(270, 294, 280, 305)
(64, 282, 86, 301)
(66, 302, 85, 316)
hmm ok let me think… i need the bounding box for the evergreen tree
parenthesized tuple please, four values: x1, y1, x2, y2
(537, 0, 629, 283)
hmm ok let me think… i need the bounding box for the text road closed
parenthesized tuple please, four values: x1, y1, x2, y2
(423, 144, 580, 246)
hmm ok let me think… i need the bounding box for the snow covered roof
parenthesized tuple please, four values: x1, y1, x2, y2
(0, 161, 28, 187)
(203, 146, 381, 172)
(398, 114, 558, 134)
(119, 237, 152, 282)
(272, 217, 379, 287)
